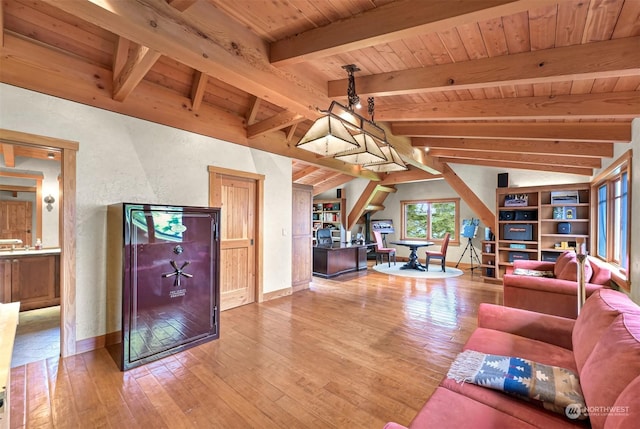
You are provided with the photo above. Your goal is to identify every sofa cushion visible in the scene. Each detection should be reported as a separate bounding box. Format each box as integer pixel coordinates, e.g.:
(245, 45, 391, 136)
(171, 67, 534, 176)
(580, 313, 640, 429)
(406, 387, 539, 429)
(573, 289, 640, 372)
(603, 375, 640, 429)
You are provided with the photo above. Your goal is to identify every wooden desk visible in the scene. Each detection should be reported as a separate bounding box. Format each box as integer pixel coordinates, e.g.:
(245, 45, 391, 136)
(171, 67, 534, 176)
(313, 243, 369, 278)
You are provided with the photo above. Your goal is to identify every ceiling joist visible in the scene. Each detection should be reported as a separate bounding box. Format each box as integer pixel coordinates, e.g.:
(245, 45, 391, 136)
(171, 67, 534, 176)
(113, 43, 161, 102)
(190, 70, 208, 112)
(437, 157, 593, 176)
(328, 37, 640, 98)
(247, 110, 305, 139)
(428, 148, 601, 168)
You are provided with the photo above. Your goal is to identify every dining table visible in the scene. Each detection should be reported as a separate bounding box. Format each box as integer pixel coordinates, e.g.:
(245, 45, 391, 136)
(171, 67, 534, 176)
(389, 240, 434, 271)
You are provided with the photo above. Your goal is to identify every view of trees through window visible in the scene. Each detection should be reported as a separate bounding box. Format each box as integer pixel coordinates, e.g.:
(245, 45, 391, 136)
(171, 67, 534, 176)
(402, 199, 458, 241)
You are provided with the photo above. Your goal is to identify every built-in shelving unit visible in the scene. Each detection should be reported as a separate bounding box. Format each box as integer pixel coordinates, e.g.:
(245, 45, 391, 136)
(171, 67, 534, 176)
(312, 198, 345, 243)
(486, 183, 591, 280)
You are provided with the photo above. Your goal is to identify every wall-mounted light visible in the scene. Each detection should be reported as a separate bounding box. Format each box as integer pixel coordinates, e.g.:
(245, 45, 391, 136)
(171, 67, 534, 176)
(44, 194, 55, 211)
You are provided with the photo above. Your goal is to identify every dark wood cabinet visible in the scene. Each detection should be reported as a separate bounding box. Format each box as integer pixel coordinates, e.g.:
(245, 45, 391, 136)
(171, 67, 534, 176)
(0, 252, 60, 311)
(313, 243, 368, 278)
(107, 203, 221, 370)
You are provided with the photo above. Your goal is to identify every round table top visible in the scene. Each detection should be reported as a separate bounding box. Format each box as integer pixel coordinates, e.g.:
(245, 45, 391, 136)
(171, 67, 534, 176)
(390, 240, 434, 248)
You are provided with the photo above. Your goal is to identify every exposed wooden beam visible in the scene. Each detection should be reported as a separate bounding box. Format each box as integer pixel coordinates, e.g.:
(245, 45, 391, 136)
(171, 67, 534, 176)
(347, 181, 383, 230)
(190, 70, 208, 112)
(292, 165, 320, 182)
(285, 124, 298, 143)
(429, 148, 601, 168)
(246, 96, 261, 126)
(440, 163, 495, 229)
(112, 37, 130, 80)
(377, 92, 640, 121)
(313, 174, 355, 197)
(379, 169, 443, 185)
(392, 121, 632, 143)
(41, 0, 328, 119)
(366, 204, 386, 212)
(247, 111, 305, 139)
(0, 33, 380, 181)
(167, 0, 198, 12)
(437, 157, 593, 176)
(0, 0, 4, 47)
(328, 37, 640, 97)
(113, 43, 161, 102)
(269, 0, 562, 66)
(1, 143, 15, 167)
(414, 138, 614, 158)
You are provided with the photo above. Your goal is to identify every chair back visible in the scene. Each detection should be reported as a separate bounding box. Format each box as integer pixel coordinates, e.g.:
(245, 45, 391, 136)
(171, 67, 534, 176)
(440, 233, 451, 254)
(317, 228, 332, 245)
(373, 230, 385, 250)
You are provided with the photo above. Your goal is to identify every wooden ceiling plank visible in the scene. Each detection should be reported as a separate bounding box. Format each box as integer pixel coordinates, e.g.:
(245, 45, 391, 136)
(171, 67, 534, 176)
(328, 37, 640, 97)
(1, 143, 15, 167)
(377, 91, 640, 121)
(313, 174, 355, 197)
(269, 0, 564, 66)
(391, 121, 632, 142)
(429, 148, 602, 168)
(113, 43, 161, 101)
(247, 111, 305, 139)
(292, 165, 320, 182)
(40, 0, 328, 119)
(190, 70, 208, 112)
(437, 157, 593, 176)
(440, 163, 495, 230)
(413, 138, 614, 158)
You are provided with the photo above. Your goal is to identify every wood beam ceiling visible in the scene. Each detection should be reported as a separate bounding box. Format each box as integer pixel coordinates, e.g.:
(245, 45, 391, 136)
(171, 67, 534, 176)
(269, 0, 563, 66)
(376, 92, 640, 121)
(391, 122, 632, 142)
(190, 71, 208, 112)
(328, 37, 640, 98)
(247, 111, 305, 139)
(113, 43, 161, 101)
(440, 163, 495, 229)
(437, 157, 593, 176)
(427, 148, 601, 169)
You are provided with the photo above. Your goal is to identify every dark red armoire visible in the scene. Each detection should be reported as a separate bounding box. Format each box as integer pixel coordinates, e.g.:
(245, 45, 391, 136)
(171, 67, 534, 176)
(107, 203, 220, 370)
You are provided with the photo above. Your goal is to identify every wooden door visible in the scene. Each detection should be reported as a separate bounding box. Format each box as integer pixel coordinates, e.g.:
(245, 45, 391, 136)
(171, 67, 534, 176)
(0, 200, 33, 245)
(214, 174, 257, 310)
(292, 184, 313, 292)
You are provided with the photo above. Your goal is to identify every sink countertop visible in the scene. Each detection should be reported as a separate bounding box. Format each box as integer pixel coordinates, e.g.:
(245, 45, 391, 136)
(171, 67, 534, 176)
(0, 248, 61, 257)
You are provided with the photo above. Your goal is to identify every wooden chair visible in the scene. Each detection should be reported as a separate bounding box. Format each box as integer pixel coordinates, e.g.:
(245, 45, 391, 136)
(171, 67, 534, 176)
(425, 233, 450, 272)
(373, 231, 396, 267)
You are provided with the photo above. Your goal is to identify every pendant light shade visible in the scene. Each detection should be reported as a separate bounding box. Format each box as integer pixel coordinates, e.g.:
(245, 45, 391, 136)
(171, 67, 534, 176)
(295, 114, 359, 156)
(334, 133, 387, 165)
(363, 145, 408, 172)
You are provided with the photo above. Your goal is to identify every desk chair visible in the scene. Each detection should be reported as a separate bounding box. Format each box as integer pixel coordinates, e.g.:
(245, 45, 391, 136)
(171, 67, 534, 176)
(316, 228, 332, 245)
(425, 233, 450, 272)
(373, 231, 396, 267)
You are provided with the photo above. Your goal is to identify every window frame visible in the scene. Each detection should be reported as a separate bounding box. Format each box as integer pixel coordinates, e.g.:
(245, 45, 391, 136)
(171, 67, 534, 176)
(591, 150, 632, 289)
(400, 198, 460, 245)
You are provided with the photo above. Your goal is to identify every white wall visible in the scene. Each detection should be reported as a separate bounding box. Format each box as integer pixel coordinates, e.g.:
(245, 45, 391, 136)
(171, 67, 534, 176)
(0, 83, 293, 340)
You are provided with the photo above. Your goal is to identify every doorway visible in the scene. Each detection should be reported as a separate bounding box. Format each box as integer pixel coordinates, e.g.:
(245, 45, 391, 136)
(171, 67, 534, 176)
(208, 166, 264, 310)
(0, 128, 78, 358)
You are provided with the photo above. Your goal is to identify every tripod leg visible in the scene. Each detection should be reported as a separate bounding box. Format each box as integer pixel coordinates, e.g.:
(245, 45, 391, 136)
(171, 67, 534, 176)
(455, 238, 472, 268)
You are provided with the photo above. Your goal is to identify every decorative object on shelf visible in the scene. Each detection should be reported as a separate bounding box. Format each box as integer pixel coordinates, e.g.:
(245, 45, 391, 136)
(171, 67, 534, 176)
(551, 190, 580, 204)
(44, 194, 55, 212)
(557, 222, 571, 234)
(563, 206, 576, 219)
(296, 64, 407, 172)
(504, 194, 529, 207)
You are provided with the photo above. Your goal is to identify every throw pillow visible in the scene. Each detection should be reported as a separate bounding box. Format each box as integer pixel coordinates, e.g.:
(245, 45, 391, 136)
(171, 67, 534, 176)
(447, 350, 588, 420)
(558, 256, 593, 283)
(513, 268, 555, 278)
(553, 251, 574, 277)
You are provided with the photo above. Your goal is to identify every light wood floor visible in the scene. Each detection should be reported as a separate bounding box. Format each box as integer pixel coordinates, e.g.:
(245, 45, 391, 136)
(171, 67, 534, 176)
(10, 267, 502, 429)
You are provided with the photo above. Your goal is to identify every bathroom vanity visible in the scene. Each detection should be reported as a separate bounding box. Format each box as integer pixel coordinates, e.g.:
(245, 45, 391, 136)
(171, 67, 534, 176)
(0, 248, 61, 311)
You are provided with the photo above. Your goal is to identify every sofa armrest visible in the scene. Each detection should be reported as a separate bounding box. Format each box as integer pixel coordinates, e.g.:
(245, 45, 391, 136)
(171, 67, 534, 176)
(477, 303, 575, 350)
(512, 259, 556, 272)
(503, 274, 602, 296)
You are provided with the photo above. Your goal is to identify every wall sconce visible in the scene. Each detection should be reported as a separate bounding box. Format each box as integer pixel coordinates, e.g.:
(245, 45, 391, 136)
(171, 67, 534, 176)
(44, 194, 55, 212)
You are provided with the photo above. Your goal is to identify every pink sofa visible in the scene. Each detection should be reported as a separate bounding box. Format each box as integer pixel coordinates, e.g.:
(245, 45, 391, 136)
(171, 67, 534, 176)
(384, 288, 640, 429)
(503, 251, 612, 319)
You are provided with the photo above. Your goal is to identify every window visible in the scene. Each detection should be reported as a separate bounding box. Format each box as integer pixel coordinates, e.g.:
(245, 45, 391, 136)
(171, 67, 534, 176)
(401, 198, 459, 243)
(592, 151, 631, 273)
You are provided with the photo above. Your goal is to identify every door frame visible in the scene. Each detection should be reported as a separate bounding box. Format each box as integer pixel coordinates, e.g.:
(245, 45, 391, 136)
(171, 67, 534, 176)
(0, 129, 78, 357)
(208, 166, 265, 303)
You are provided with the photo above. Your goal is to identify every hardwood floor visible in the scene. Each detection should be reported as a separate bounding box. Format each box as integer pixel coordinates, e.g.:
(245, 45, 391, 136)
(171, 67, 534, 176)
(10, 268, 502, 429)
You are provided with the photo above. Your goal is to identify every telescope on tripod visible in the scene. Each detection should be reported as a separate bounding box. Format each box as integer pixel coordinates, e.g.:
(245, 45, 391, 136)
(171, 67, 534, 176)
(456, 218, 482, 273)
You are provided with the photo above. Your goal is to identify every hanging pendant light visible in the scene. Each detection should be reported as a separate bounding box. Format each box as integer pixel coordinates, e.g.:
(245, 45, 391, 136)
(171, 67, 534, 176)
(363, 145, 408, 172)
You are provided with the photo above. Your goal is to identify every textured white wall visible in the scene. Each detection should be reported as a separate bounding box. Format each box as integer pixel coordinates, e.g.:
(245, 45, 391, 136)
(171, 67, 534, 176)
(0, 83, 292, 340)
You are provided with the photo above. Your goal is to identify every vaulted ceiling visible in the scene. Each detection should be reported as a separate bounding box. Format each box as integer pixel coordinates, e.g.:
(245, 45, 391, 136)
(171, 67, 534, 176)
(1, 0, 638, 195)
